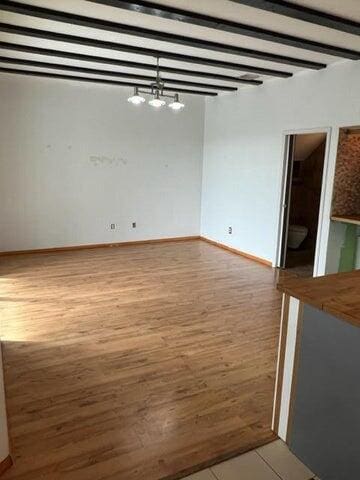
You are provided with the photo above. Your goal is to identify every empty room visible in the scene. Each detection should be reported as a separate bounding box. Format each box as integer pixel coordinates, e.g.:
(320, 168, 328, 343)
(0, 1, 359, 480)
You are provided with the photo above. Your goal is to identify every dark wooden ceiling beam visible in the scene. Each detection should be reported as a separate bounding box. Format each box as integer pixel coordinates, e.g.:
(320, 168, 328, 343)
(0, 56, 238, 91)
(0, 67, 218, 95)
(0, 41, 262, 85)
(0, 23, 292, 78)
(229, 0, 360, 36)
(0, 0, 325, 69)
(88, 0, 360, 60)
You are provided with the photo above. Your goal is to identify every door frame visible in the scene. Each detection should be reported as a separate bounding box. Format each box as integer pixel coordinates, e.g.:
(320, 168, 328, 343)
(279, 134, 296, 269)
(275, 127, 332, 276)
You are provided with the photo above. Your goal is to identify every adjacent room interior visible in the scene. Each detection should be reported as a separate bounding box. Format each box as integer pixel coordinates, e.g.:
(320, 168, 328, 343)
(279, 132, 327, 277)
(0, 1, 359, 480)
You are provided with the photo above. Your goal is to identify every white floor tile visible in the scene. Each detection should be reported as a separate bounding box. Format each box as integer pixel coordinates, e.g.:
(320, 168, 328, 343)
(210, 451, 280, 480)
(182, 469, 217, 480)
(257, 440, 314, 480)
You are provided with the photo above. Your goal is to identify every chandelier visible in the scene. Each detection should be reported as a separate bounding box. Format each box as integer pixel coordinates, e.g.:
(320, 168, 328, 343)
(128, 58, 185, 110)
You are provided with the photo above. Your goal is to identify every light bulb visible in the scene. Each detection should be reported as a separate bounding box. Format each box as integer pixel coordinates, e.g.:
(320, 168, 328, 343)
(169, 101, 185, 110)
(128, 95, 145, 104)
(149, 98, 166, 107)
(169, 94, 185, 110)
(128, 87, 145, 105)
(149, 91, 166, 108)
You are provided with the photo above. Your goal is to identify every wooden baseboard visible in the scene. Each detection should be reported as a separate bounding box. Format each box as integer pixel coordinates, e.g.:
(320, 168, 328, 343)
(0, 456, 12, 476)
(0, 236, 201, 256)
(0, 236, 272, 268)
(200, 236, 272, 267)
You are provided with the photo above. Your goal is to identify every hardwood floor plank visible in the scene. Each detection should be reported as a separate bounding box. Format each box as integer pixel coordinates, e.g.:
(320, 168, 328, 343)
(0, 240, 281, 480)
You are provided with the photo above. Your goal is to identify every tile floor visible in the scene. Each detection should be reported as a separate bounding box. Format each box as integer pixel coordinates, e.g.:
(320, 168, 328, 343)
(183, 440, 316, 480)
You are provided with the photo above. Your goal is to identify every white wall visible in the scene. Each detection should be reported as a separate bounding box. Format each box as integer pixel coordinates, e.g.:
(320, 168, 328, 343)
(0, 75, 205, 252)
(0, 343, 9, 463)
(201, 60, 360, 269)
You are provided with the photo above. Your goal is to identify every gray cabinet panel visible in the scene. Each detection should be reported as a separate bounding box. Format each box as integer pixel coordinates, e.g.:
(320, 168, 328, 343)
(289, 304, 360, 480)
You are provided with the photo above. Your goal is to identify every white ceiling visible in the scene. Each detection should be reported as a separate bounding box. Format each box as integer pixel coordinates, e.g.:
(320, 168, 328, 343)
(0, 0, 359, 97)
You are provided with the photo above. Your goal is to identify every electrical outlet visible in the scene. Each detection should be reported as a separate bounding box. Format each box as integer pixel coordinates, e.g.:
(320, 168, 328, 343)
(110, 223, 115, 230)
(132, 222, 136, 228)
(228, 226, 232, 234)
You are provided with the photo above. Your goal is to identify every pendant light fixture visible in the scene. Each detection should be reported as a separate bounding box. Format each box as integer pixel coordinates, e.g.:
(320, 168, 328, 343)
(127, 57, 185, 111)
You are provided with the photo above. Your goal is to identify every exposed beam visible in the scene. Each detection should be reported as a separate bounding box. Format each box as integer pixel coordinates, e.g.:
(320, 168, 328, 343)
(0, 67, 218, 95)
(0, 56, 238, 91)
(228, 0, 360, 36)
(0, 23, 292, 78)
(88, 0, 360, 60)
(0, 41, 263, 85)
(0, 1, 326, 70)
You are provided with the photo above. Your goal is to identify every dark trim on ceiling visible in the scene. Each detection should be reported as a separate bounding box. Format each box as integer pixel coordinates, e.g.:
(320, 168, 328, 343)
(0, 56, 238, 91)
(0, 67, 218, 95)
(0, 0, 326, 69)
(0, 23, 292, 78)
(0, 41, 263, 85)
(87, 0, 360, 60)
(228, 0, 360, 36)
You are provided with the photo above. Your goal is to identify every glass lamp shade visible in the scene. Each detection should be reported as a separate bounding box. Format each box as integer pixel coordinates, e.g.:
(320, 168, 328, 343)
(169, 101, 185, 110)
(149, 91, 166, 108)
(169, 94, 185, 110)
(128, 87, 145, 104)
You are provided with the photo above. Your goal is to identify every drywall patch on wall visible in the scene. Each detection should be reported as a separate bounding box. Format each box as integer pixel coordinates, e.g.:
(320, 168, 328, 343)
(89, 155, 128, 167)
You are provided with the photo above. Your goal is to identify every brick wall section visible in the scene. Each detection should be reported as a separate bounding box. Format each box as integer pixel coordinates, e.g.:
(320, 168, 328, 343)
(332, 131, 360, 216)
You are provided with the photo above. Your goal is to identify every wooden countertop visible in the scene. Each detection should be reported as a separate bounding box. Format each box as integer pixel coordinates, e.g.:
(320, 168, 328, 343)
(278, 270, 360, 328)
(331, 214, 360, 226)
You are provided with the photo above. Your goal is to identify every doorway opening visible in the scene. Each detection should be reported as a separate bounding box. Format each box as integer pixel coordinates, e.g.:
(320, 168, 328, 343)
(279, 132, 328, 277)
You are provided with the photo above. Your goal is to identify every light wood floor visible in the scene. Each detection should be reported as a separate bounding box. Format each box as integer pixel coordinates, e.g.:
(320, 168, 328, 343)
(1, 240, 281, 480)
